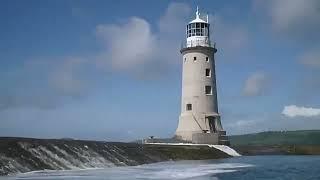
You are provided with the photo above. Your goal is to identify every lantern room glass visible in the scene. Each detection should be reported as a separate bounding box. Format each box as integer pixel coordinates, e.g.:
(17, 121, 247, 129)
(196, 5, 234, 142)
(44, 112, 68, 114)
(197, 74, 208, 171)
(186, 23, 209, 38)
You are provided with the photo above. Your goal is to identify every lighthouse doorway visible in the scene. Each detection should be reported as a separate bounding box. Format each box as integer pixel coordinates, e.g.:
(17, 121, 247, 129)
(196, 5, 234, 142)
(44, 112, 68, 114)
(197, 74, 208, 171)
(206, 116, 217, 133)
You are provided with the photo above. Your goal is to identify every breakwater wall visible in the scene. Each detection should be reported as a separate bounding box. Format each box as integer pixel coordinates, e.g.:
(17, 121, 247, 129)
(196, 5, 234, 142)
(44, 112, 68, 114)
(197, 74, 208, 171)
(0, 137, 230, 176)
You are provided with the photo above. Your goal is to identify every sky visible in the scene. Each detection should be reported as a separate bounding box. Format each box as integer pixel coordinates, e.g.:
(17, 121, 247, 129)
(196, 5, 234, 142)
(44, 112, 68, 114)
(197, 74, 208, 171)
(1, 0, 320, 141)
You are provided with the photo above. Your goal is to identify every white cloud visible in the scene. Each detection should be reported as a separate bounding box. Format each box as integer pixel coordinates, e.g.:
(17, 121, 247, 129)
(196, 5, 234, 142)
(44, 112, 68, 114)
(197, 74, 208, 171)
(96, 17, 157, 71)
(95, 2, 192, 74)
(0, 2, 192, 110)
(282, 105, 320, 118)
(158, 2, 191, 35)
(211, 15, 249, 53)
(243, 72, 268, 96)
(253, 0, 320, 99)
(270, 0, 320, 33)
(156, 2, 191, 66)
(0, 2, 254, 110)
(254, 0, 320, 41)
(95, 3, 251, 72)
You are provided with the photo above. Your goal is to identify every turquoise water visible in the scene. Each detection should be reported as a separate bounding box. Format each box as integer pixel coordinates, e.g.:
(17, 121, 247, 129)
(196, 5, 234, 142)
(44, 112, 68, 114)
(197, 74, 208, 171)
(2, 156, 320, 180)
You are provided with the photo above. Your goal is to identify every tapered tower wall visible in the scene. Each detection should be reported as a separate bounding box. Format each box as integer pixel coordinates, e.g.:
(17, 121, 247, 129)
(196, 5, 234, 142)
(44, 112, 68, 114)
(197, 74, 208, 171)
(175, 7, 228, 145)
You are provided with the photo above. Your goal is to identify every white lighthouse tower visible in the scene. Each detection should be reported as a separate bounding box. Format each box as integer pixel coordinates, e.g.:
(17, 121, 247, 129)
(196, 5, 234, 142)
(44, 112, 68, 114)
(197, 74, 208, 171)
(175, 7, 229, 145)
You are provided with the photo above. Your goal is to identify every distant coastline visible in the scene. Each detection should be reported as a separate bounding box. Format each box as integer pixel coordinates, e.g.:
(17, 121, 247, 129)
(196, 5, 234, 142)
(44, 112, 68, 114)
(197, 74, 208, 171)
(230, 130, 320, 155)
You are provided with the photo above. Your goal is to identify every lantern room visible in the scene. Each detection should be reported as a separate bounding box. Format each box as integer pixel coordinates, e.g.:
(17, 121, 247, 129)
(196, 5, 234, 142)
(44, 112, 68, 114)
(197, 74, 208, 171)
(185, 7, 211, 48)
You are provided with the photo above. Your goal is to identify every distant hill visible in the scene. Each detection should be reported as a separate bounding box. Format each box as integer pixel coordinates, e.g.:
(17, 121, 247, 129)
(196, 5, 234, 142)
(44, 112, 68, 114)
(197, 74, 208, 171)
(229, 130, 320, 146)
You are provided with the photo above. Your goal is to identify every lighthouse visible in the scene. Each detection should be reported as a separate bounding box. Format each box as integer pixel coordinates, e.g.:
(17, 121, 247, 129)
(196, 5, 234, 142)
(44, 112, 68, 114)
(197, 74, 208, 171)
(175, 7, 229, 145)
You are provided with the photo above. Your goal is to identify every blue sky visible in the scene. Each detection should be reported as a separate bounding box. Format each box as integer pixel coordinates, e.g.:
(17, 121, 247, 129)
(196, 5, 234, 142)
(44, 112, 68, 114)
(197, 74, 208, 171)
(1, 0, 320, 141)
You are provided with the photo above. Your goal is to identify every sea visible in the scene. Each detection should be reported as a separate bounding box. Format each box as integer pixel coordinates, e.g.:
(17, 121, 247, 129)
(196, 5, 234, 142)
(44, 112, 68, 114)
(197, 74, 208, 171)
(2, 155, 320, 180)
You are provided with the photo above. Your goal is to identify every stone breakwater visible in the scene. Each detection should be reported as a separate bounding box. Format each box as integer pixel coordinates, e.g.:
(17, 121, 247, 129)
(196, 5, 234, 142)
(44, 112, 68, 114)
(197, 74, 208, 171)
(0, 137, 230, 176)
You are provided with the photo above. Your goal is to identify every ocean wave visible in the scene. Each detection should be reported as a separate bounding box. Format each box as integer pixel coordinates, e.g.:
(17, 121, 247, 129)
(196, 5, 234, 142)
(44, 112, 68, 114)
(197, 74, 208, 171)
(4, 161, 253, 180)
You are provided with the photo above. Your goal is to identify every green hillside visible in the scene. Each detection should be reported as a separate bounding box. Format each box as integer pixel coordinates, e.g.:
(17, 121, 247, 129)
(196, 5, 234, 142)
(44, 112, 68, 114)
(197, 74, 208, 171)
(229, 130, 320, 146)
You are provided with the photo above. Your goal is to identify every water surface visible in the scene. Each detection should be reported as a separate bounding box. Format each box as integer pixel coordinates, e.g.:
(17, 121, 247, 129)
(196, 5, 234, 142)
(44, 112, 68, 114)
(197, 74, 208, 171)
(2, 155, 320, 180)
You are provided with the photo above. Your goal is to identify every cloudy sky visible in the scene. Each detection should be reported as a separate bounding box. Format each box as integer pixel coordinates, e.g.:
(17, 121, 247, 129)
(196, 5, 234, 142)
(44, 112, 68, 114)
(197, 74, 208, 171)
(1, 0, 320, 141)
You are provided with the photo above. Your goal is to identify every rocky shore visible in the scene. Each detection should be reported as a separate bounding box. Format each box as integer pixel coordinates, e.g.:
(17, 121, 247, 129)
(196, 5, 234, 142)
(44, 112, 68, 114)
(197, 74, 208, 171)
(0, 137, 230, 176)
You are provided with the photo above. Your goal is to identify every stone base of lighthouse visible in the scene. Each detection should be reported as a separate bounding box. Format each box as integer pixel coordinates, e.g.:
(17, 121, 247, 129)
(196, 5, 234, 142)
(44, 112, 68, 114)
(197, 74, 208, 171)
(175, 113, 229, 145)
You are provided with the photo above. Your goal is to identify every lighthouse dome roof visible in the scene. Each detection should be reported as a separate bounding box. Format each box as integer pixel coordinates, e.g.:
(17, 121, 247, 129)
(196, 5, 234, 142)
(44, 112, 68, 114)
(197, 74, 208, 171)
(189, 6, 208, 24)
(189, 17, 207, 23)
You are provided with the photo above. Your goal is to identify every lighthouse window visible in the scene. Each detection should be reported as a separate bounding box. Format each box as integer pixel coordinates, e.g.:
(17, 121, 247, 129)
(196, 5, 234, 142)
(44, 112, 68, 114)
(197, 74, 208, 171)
(196, 29, 200, 36)
(206, 69, 211, 77)
(193, 57, 197, 61)
(204, 28, 208, 36)
(186, 104, 192, 111)
(206, 57, 209, 62)
(205, 86, 212, 95)
(187, 23, 210, 37)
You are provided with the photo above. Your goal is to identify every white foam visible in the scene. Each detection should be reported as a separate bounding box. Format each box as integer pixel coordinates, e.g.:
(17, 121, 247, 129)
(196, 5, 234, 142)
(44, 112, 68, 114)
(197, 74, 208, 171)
(208, 145, 241, 157)
(3, 161, 254, 180)
(130, 162, 253, 179)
